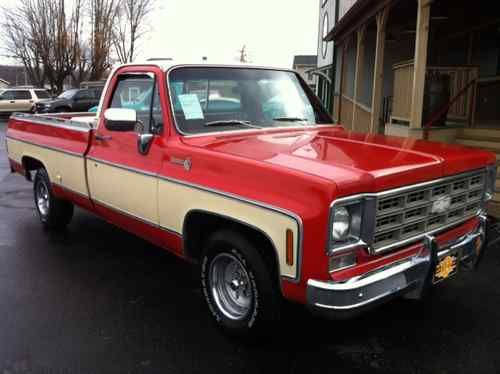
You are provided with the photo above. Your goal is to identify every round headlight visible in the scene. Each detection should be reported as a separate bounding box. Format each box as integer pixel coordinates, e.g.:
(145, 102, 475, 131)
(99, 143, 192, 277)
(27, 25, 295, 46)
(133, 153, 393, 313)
(332, 206, 351, 241)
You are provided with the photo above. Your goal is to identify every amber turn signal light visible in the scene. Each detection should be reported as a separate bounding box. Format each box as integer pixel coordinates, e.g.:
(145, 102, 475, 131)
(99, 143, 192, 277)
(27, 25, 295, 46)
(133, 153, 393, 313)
(286, 229, 294, 266)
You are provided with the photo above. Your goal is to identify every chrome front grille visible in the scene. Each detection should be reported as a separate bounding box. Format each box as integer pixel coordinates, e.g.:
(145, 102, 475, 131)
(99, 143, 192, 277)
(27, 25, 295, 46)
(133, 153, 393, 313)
(373, 171, 486, 252)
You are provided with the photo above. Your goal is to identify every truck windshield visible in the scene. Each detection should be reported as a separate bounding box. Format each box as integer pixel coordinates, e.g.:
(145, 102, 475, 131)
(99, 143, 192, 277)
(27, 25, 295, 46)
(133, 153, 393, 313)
(168, 67, 332, 135)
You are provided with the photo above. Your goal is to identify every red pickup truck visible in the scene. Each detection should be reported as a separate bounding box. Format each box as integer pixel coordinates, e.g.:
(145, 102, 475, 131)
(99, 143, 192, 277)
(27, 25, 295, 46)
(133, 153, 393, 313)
(5, 62, 498, 336)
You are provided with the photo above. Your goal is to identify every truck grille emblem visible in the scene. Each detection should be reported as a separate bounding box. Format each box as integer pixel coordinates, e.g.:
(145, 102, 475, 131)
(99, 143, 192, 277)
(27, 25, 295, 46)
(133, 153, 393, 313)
(431, 195, 452, 215)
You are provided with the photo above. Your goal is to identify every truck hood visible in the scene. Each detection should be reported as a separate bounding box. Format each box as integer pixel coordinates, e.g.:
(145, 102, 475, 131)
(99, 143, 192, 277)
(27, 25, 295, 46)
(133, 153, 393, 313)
(184, 126, 496, 195)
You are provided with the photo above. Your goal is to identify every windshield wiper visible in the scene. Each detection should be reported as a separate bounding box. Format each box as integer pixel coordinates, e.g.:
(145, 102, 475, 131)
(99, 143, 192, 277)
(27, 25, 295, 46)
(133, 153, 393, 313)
(204, 120, 261, 129)
(273, 117, 309, 123)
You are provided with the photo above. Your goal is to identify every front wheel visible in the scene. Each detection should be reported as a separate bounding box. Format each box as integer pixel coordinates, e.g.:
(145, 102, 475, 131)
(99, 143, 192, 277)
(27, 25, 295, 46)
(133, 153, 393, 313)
(201, 230, 281, 337)
(34, 168, 74, 229)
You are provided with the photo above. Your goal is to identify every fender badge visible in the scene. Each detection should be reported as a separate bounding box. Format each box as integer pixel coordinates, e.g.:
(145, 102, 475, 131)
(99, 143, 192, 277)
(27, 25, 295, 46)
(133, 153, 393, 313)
(170, 156, 192, 171)
(183, 158, 192, 171)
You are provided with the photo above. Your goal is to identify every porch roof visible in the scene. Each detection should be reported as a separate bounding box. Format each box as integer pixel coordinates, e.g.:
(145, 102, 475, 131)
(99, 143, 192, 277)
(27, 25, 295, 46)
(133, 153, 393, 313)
(324, 0, 393, 42)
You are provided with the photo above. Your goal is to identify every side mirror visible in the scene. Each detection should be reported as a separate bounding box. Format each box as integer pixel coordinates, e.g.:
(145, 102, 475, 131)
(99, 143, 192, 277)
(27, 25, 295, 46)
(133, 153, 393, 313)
(104, 108, 137, 132)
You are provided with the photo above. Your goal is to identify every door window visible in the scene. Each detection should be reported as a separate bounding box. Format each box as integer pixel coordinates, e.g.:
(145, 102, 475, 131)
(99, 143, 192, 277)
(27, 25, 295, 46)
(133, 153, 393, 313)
(74, 90, 91, 100)
(109, 74, 163, 134)
(13, 90, 31, 100)
(0, 91, 15, 100)
(91, 88, 103, 100)
(34, 90, 50, 99)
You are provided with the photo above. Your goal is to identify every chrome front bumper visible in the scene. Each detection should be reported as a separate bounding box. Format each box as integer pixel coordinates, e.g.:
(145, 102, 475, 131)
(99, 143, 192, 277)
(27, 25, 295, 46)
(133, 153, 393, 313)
(307, 216, 488, 319)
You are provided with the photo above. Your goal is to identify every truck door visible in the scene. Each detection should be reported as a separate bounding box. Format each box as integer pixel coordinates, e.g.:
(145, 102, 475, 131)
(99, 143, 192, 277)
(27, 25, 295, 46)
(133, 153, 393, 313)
(86, 68, 165, 228)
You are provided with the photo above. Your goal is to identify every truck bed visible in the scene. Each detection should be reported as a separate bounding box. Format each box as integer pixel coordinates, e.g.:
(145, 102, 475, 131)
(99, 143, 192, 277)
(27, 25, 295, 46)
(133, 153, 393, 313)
(6, 112, 95, 198)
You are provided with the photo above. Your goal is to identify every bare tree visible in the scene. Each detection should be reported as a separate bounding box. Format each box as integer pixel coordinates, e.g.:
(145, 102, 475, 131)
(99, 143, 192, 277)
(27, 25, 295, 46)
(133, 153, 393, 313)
(69, 0, 92, 86)
(2, 0, 155, 90)
(113, 0, 155, 64)
(30, 0, 73, 92)
(1, 0, 85, 93)
(88, 0, 118, 80)
(1, 4, 45, 87)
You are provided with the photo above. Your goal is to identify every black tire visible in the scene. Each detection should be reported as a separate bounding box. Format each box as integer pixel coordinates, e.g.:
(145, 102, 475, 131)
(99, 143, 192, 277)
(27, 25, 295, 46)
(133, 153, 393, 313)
(33, 168, 74, 229)
(201, 230, 281, 337)
(55, 107, 68, 113)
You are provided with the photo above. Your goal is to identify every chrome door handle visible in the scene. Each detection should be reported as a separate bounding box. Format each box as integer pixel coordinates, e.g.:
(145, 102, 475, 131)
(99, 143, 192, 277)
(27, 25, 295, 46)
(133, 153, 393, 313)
(95, 134, 112, 141)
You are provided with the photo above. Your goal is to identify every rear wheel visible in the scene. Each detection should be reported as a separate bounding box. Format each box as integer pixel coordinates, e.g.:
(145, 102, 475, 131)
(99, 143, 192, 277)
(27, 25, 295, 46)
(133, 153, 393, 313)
(34, 168, 73, 229)
(201, 230, 281, 337)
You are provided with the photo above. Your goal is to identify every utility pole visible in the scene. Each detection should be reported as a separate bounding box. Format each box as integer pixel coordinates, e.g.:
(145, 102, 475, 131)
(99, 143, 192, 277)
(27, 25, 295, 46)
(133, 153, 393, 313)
(239, 45, 248, 63)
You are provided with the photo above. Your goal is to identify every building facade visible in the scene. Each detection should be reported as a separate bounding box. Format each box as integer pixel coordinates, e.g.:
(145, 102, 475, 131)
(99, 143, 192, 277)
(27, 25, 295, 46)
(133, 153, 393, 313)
(309, 0, 337, 111)
(0, 65, 31, 87)
(292, 55, 318, 92)
(320, 0, 500, 214)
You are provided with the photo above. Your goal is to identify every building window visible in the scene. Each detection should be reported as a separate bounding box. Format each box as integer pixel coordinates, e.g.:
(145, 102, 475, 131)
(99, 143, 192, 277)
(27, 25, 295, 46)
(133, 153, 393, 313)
(322, 13, 329, 58)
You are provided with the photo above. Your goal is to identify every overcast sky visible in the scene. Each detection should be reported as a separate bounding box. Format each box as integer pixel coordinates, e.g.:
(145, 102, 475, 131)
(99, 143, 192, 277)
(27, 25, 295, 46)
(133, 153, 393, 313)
(0, 0, 320, 68)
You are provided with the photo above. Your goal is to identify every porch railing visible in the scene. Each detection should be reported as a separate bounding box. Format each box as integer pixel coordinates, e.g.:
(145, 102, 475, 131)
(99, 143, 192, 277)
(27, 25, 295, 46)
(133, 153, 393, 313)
(390, 61, 479, 127)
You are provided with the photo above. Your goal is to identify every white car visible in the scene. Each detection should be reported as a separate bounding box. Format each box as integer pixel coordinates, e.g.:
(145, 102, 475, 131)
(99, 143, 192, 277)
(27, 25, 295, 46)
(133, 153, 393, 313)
(0, 88, 51, 113)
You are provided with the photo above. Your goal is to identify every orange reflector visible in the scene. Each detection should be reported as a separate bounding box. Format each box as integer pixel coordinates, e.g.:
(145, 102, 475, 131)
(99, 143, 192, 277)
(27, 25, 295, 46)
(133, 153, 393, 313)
(286, 229, 294, 266)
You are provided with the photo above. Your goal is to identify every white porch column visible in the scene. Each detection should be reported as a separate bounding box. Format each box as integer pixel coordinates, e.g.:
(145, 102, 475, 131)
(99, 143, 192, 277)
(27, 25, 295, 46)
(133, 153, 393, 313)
(410, 0, 431, 129)
(352, 25, 367, 131)
(370, 7, 390, 133)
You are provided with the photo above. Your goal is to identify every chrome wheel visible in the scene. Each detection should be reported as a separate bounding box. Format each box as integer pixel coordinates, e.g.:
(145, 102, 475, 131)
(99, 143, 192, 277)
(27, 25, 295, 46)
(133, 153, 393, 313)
(36, 180, 50, 216)
(209, 253, 253, 320)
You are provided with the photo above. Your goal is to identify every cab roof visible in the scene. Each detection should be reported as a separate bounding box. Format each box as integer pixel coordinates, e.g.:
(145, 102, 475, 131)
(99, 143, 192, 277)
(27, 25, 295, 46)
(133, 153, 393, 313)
(121, 59, 294, 73)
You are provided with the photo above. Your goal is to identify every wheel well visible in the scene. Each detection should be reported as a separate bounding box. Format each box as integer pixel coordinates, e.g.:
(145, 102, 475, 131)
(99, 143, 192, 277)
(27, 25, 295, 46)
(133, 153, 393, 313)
(183, 210, 282, 290)
(21, 156, 45, 181)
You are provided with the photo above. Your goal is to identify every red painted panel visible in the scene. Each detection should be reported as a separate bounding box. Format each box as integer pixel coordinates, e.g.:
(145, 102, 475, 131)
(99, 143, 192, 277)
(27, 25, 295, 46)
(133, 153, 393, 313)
(93, 201, 184, 257)
(8, 158, 25, 175)
(7, 119, 91, 156)
(52, 184, 184, 257)
(51, 184, 96, 212)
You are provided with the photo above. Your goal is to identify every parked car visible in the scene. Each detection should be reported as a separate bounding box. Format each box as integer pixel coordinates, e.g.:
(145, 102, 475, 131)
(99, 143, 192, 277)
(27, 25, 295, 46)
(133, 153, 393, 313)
(35, 87, 103, 113)
(5, 61, 497, 337)
(0, 88, 51, 114)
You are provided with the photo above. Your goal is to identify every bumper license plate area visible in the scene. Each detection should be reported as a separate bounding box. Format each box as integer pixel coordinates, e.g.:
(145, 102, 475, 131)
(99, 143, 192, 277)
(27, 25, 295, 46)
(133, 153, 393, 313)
(433, 251, 459, 284)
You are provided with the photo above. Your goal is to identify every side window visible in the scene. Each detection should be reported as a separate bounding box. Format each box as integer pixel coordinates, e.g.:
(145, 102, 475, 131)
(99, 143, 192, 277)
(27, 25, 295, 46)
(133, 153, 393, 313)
(109, 73, 163, 134)
(34, 90, 50, 99)
(75, 90, 90, 100)
(92, 88, 103, 100)
(0, 91, 14, 100)
(14, 90, 32, 100)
